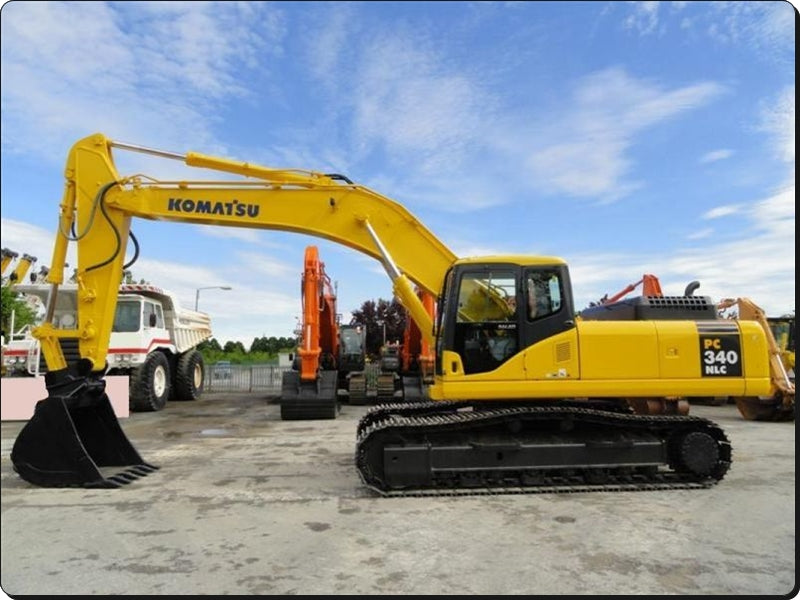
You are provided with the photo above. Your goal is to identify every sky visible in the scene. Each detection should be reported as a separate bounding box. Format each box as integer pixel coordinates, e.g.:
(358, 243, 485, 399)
(0, 0, 795, 348)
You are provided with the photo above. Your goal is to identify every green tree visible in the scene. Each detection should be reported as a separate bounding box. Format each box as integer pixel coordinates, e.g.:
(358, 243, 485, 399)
(350, 297, 407, 358)
(1, 285, 38, 338)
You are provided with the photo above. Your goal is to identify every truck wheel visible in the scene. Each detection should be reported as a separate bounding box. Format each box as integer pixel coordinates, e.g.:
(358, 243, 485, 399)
(130, 352, 171, 412)
(174, 349, 204, 401)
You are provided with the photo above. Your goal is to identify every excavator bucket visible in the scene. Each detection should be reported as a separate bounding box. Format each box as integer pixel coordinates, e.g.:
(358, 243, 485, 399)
(11, 369, 158, 488)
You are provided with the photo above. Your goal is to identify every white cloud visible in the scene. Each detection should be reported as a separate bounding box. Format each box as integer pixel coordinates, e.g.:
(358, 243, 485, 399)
(699, 149, 733, 163)
(623, 1, 794, 65)
(686, 227, 713, 240)
(352, 33, 495, 172)
(703, 205, 741, 219)
(524, 68, 724, 201)
(623, 1, 661, 35)
(758, 85, 795, 164)
(1, 218, 75, 279)
(0, 2, 284, 162)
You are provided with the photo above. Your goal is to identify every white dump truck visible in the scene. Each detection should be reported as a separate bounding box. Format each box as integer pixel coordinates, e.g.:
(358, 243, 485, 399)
(2, 283, 213, 411)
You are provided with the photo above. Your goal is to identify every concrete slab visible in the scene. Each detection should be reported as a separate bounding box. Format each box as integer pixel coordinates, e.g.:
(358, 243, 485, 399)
(0, 394, 795, 595)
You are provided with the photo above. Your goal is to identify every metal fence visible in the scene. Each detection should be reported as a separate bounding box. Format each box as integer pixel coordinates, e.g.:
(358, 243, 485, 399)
(204, 363, 292, 393)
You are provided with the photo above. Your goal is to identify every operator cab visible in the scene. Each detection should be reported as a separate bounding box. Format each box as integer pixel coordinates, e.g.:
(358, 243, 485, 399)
(436, 259, 575, 375)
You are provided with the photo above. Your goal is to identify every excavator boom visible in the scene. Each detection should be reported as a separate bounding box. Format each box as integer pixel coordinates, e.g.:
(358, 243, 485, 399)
(279, 245, 342, 420)
(39, 134, 451, 375)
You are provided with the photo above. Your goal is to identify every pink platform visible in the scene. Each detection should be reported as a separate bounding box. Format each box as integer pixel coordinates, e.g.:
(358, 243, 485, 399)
(1, 375, 130, 420)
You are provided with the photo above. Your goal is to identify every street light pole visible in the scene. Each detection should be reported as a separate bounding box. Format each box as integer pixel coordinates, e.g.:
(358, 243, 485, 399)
(195, 286, 232, 311)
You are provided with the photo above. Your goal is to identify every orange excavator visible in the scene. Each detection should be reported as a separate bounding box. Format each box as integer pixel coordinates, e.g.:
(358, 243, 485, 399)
(280, 245, 341, 420)
(592, 274, 664, 305)
(399, 288, 436, 400)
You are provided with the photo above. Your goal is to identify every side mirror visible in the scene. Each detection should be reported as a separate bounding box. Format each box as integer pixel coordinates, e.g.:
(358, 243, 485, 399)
(149, 313, 157, 327)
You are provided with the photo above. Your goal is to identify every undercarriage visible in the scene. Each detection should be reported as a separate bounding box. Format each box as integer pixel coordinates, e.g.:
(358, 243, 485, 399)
(355, 400, 731, 496)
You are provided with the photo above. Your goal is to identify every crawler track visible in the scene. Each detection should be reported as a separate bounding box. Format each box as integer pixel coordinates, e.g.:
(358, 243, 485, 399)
(355, 401, 731, 496)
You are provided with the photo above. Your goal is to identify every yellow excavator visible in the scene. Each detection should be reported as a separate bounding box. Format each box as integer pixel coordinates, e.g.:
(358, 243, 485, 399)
(4, 252, 37, 286)
(717, 298, 795, 421)
(10, 133, 789, 495)
(2, 248, 19, 277)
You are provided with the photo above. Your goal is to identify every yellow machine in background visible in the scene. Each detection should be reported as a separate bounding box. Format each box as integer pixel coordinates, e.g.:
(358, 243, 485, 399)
(1, 248, 18, 277)
(2, 252, 37, 286)
(9, 133, 790, 494)
(717, 299, 795, 421)
(768, 315, 795, 376)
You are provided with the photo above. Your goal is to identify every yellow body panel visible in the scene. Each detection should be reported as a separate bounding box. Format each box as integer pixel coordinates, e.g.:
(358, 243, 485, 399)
(430, 319, 773, 401)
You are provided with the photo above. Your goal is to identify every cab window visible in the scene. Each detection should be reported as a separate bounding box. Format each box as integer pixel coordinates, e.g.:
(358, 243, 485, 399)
(454, 271, 518, 374)
(143, 302, 164, 328)
(525, 270, 562, 320)
(113, 301, 141, 333)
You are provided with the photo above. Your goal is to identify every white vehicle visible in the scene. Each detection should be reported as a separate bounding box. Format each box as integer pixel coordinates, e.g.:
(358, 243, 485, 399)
(3, 283, 212, 411)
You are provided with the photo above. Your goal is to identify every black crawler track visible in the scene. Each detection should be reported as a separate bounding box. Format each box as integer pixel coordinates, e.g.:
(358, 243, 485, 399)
(355, 401, 731, 496)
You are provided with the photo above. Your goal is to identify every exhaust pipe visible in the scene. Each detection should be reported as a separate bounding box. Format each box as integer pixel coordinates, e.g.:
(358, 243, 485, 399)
(11, 367, 158, 488)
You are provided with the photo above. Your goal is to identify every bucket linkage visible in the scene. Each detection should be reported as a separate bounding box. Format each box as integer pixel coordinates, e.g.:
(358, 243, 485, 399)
(11, 364, 158, 488)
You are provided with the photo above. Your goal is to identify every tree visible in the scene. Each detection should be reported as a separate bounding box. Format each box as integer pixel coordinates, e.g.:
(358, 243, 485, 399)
(1, 285, 38, 339)
(349, 297, 407, 358)
(223, 340, 247, 354)
(198, 338, 223, 352)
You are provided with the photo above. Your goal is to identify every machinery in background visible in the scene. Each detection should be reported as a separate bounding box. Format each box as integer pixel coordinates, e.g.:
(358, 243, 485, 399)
(281, 245, 342, 420)
(717, 298, 795, 421)
(3, 253, 38, 286)
(337, 323, 368, 403)
(1, 248, 19, 278)
(398, 288, 436, 401)
(767, 315, 795, 381)
(4, 282, 212, 411)
(592, 273, 664, 305)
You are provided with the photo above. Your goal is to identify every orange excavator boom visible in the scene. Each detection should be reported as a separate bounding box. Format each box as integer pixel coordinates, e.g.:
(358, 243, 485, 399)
(297, 245, 339, 382)
(601, 273, 663, 304)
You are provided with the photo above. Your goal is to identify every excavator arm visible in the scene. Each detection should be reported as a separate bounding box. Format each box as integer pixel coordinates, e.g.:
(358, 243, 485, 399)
(297, 245, 339, 382)
(38, 133, 456, 374)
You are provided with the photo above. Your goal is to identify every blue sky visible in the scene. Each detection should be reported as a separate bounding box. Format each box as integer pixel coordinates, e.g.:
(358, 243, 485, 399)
(0, 1, 795, 347)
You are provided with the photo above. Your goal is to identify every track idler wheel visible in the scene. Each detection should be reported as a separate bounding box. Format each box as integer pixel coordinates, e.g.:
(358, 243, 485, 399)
(11, 365, 158, 488)
(676, 431, 720, 477)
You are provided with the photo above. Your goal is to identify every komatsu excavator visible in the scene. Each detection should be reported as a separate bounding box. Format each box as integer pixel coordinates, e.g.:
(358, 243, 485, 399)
(280, 245, 342, 420)
(10, 133, 786, 495)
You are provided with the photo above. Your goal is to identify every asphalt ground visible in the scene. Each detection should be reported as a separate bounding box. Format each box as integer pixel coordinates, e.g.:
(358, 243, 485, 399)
(1, 393, 796, 596)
